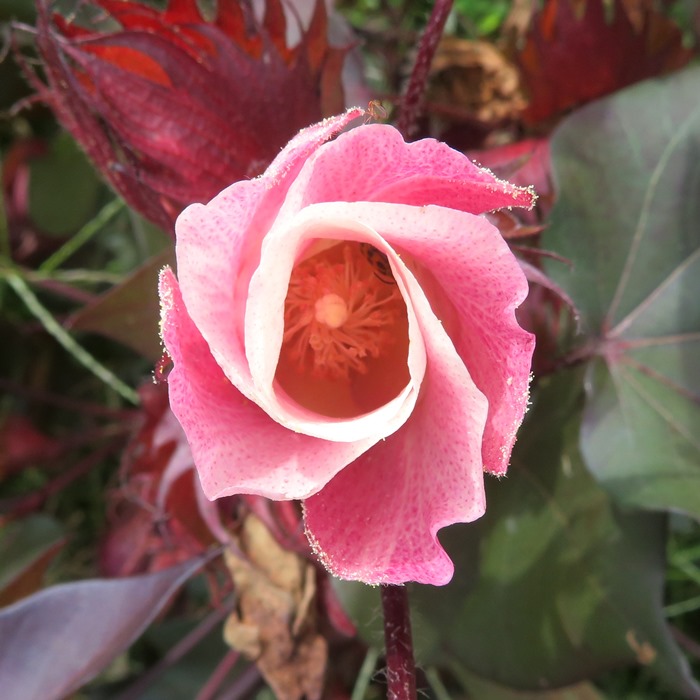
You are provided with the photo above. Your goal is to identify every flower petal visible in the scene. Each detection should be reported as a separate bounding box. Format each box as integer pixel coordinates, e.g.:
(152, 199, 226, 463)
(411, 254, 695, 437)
(159, 266, 376, 500)
(278, 124, 535, 220)
(288, 201, 535, 475)
(304, 259, 489, 585)
(175, 108, 364, 401)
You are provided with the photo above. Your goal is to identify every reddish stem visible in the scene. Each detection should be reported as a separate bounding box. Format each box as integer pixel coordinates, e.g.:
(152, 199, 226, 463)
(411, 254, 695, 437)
(672, 626, 700, 661)
(380, 584, 417, 700)
(195, 649, 241, 700)
(115, 600, 235, 700)
(217, 664, 263, 699)
(397, 0, 454, 139)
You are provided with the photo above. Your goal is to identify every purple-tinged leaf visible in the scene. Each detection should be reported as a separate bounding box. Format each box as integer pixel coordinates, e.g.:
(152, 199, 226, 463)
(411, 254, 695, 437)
(0, 555, 210, 700)
(543, 65, 700, 518)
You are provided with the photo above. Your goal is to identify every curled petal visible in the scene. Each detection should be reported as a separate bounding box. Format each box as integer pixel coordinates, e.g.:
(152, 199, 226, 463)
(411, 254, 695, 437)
(304, 252, 489, 585)
(278, 124, 535, 220)
(287, 201, 535, 474)
(159, 266, 376, 500)
(245, 213, 424, 442)
(161, 116, 536, 585)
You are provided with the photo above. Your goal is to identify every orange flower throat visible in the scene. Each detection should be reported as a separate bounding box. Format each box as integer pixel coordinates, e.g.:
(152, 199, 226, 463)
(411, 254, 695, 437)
(275, 240, 410, 417)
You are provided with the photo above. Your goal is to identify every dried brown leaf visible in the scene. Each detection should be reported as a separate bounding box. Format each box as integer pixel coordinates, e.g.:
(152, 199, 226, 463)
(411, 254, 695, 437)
(224, 514, 327, 700)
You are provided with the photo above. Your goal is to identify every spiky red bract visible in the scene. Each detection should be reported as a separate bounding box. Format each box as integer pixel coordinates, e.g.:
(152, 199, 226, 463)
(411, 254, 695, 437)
(518, 0, 693, 124)
(32, 0, 346, 231)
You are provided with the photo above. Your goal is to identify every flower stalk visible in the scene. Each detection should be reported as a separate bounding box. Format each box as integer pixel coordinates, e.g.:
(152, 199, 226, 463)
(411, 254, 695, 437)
(397, 0, 454, 138)
(380, 584, 417, 700)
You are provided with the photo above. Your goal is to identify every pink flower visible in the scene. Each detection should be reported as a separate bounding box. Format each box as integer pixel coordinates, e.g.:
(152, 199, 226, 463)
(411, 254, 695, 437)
(159, 109, 535, 585)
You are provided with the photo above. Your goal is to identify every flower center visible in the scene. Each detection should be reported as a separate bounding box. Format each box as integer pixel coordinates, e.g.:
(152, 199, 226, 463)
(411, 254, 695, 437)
(314, 293, 348, 329)
(275, 240, 410, 417)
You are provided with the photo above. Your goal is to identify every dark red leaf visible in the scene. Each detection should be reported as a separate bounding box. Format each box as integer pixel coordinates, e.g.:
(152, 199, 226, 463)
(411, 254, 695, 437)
(99, 383, 215, 578)
(518, 0, 694, 124)
(517, 257, 578, 321)
(0, 415, 61, 479)
(470, 138, 551, 196)
(0, 556, 209, 700)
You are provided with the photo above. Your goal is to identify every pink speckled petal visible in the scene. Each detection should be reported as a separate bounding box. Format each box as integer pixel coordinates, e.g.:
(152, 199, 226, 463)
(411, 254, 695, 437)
(291, 201, 535, 475)
(159, 266, 377, 500)
(175, 184, 264, 393)
(279, 124, 535, 220)
(303, 267, 489, 585)
(175, 108, 364, 400)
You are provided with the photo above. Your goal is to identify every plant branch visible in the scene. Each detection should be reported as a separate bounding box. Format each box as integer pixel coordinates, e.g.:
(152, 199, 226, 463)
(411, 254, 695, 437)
(195, 649, 240, 700)
(397, 0, 453, 139)
(380, 584, 417, 700)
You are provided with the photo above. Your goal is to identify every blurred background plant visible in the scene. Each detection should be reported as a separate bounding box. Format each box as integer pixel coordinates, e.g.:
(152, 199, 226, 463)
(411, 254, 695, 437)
(1, 0, 700, 698)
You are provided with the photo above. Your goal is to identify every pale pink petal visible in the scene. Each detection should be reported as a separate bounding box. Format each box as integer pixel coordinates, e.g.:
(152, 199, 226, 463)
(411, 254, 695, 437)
(159, 266, 377, 501)
(175, 108, 364, 401)
(304, 266, 489, 585)
(288, 201, 535, 475)
(151, 411, 234, 547)
(153, 409, 197, 510)
(278, 124, 535, 221)
(193, 474, 236, 547)
(245, 214, 424, 442)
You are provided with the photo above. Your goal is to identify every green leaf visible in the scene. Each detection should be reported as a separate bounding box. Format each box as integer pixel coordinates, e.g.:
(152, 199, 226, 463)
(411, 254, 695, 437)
(0, 515, 65, 607)
(4, 270, 140, 404)
(338, 375, 698, 695)
(28, 133, 102, 237)
(68, 247, 175, 361)
(543, 66, 700, 518)
(451, 668, 605, 700)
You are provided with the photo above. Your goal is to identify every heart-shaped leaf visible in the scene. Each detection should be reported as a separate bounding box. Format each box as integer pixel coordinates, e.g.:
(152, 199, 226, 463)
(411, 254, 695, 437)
(409, 374, 698, 695)
(336, 375, 698, 695)
(543, 66, 700, 518)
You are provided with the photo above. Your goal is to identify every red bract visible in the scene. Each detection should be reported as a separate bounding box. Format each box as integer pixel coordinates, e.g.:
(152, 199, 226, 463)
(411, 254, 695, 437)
(100, 385, 214, 578)
(31, 0, 346, 232)
(518, 0, 693, 124)
(159, 110, 536, 585)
